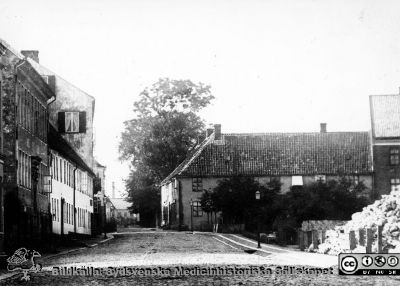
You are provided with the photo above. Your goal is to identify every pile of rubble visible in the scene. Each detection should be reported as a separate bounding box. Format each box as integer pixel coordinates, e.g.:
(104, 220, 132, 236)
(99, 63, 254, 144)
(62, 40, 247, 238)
(317, 191, 400, 255)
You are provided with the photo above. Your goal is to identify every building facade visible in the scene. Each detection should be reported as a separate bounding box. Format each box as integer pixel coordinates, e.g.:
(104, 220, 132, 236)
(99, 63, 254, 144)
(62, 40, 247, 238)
(0, 40, 54, 252)
(370, 94, 400, 197)
(109, 198, 136, 227)
(49, 125, 95, 236)
(25, 51, 98, 236)
(161, 124, 373, 231)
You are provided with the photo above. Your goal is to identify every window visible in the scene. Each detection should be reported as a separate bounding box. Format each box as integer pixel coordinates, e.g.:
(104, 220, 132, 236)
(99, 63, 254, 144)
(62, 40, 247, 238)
(56, 157, 59, 181)
(292, 176, 303, 186)
(56, 199, 59, 222)
(391, 178, 400, 192)
(192, 201, 203, 217)
(347, 175, 360, 186)
(315, 175, 326, 183)
(390, 149, 400, 165)
(192, 178, 203, 192)
(65, 112, 80, 133)
(18, 150, 31, 189)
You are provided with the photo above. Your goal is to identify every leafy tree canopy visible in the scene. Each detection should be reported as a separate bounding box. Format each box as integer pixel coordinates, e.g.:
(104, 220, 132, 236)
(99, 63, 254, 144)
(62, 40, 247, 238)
(133, 78, 214, 117)
(277, 177, 370, 229)
(120, 78, 214, 225)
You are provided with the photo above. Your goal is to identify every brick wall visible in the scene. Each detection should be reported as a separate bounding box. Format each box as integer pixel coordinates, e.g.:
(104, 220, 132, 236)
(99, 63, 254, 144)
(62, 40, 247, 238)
(373, 144, 400, 196)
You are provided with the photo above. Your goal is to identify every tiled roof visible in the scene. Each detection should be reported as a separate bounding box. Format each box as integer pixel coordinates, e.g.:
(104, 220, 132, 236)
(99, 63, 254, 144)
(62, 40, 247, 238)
(162, 132, 372, 182)
(370, 95, 400, 138)
(161, 134, 215, 184)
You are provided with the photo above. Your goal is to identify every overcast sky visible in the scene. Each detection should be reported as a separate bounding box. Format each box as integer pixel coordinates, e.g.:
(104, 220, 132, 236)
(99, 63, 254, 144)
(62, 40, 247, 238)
(1, 0, 400, 197)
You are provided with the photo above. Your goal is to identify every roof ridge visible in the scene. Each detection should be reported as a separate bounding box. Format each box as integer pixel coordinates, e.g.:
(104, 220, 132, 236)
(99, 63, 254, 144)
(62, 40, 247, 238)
(160, 134, 214, 185)
(223, 131, 369, 136)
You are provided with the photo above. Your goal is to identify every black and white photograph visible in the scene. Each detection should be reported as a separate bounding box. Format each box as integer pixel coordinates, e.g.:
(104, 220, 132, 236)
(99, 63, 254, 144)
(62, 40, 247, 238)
(1, 0, 400, 285)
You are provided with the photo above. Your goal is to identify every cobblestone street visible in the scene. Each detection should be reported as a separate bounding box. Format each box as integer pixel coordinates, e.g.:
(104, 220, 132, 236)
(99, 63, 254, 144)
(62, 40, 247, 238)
(1, 230, 400, 285)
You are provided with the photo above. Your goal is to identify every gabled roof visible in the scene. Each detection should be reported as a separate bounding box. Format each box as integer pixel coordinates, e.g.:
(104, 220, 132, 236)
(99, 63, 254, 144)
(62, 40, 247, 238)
(109, 198, 131, 210)
(370, 94, 400, 139)
(49, 124, 95, 177)
(162, 131, 372, 184)
(26, 58, 95, 101)
(161, 133, 215, 184)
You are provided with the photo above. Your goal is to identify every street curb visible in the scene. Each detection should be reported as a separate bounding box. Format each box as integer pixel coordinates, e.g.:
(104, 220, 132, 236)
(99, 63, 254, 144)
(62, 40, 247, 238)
(0, 234, 114, 282)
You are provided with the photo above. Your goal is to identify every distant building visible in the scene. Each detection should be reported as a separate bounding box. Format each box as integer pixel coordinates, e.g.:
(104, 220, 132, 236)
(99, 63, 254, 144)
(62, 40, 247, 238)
(370, 94, 400, 197)
(105, 196, 115, 222)
(93, 161, 106, 235)
(161, 124, 373, 231)
(109, 198, 136, 227)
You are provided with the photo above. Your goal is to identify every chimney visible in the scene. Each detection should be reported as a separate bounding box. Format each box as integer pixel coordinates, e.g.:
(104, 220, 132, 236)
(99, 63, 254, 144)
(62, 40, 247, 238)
(21, 50, 39, 63)
(112, 181, 115, 199)
(206, 128, 213, 137)
(320, 123, 327, 133)
(214, 124, 221, 140)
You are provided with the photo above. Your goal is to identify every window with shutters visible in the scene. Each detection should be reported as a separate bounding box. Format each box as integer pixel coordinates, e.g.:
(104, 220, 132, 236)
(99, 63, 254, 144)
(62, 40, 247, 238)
(58, 111, 87, 133)
(65, 112, 79, 133)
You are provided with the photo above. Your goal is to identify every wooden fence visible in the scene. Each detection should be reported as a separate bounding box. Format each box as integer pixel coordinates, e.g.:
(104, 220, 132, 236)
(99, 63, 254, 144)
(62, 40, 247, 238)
(298, 226, 385, 253)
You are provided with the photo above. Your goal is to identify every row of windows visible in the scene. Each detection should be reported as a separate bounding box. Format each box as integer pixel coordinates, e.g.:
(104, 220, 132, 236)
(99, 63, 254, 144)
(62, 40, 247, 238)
(117, 211, 134, 218)
(51, 153, 93, 197)
(52, 154, 75, 187)
(191, 175, 361, 192)
(50, 198, 91, 229)
(17, 81, 47, 142)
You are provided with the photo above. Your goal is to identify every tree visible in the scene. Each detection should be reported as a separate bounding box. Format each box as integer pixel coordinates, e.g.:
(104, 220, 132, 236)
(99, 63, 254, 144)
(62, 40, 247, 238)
(202, 176, 281, 229)
(277, 177, 370, 229)
(119, 78, 214, 226)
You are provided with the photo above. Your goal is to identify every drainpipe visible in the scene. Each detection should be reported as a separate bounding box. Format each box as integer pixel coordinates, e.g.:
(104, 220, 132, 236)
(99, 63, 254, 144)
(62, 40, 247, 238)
(73, 166, 77, 234)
